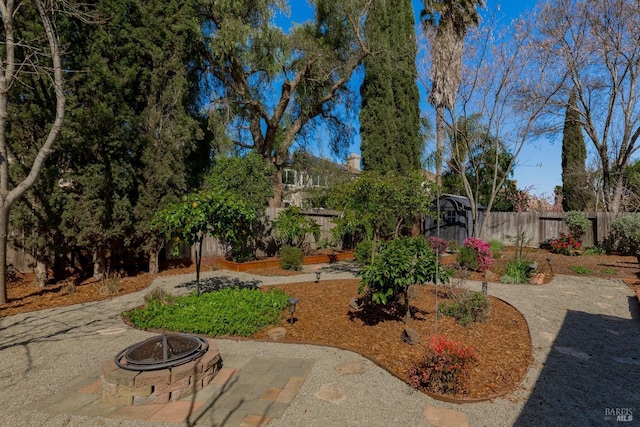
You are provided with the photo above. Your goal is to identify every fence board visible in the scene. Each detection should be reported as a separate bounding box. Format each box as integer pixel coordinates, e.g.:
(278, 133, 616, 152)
(480, 212, 629, 247)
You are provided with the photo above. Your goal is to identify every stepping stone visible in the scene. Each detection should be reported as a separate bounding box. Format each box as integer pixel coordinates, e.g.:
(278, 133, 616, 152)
(335, 361, 365, 375)
(267, 327, 286, 340)
(554, 346, 591, 360)
(539, 331, 556, 342)
(315, 385, 345, 403)
(424, 405, 469, 427)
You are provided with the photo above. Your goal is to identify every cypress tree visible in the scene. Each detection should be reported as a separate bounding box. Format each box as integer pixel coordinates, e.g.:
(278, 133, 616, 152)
(360, 0, 397, 172)
(360, 0, 421, 173)
(389, 0, 422, 172)
(561, 89, 591, 211)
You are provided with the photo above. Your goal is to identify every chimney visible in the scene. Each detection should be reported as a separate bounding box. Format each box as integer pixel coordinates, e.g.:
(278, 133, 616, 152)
(346, 153, 361, 172)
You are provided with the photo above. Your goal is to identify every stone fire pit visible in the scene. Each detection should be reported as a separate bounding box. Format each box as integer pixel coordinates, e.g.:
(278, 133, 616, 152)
(101, 335, 221, 406)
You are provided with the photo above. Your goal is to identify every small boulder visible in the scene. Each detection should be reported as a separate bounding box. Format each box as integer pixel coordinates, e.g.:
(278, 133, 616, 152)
(349, 297, 363, 311)
(402, 328, 420, 345)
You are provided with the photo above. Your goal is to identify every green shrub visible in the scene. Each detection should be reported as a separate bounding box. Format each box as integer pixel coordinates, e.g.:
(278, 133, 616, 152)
(501, 258, 534, 284)
(583, 246, 606, 255)
(448, 240, 460, 253)
(358, 236, 453, 318)
(609, 214, 640, 255)
(280, 245, 303, 270)
(354, 239, 374, 265)
(123, 287, 291, 336)
(571, 265, 592, 275)
(456, 246, 479, 270)
(489, 240, 504, 258)
(564, 211, 591, 239)
(438, 291, 490, 326)
(272, 206, 320, 252)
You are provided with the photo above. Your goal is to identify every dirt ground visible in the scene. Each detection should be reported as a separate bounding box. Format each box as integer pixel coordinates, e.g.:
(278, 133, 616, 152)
(1, 247, 638, 399)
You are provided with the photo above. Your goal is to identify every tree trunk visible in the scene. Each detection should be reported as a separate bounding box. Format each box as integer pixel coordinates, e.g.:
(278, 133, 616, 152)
(0, 1, 65, 303)
(148, 242, 161, 274)
(609, 174, 625, 214)
(435, 105, 444, 189)
(0, 205, 9, 304)
(92, 248, 105, 281)
(33, 257, 48, 287)
(270, 169, 284, 207)
(195, 236, 203, 296)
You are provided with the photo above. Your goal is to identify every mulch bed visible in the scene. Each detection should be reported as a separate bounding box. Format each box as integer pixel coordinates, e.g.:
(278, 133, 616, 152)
(251, 279, 531, 399)
(2, 246, 639, 399)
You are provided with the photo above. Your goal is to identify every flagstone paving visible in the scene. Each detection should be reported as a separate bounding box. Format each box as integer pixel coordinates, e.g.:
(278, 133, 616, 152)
(33, 355, 315, 426)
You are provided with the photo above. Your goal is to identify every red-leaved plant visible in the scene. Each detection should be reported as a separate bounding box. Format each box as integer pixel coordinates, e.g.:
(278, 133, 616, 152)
(427, 236, 448, 256)
(550, 232, 582, 256)
(408, 335, 477, 395)
(462, 237, 494, 270)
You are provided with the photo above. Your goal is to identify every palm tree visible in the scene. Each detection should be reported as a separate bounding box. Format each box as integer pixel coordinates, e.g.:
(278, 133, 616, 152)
(421, 0, 484, 188)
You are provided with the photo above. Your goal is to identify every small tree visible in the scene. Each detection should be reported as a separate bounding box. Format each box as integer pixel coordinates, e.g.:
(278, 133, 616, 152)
(205, 153, 274, 261)
(153, 189, 255, 295)
(329, 170, 434, 263)
(358, 236, 452, 323)
(271, 206, 320, 253)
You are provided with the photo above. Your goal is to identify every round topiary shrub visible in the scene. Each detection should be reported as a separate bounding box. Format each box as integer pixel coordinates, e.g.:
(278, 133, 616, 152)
(564, 211, 590, 240)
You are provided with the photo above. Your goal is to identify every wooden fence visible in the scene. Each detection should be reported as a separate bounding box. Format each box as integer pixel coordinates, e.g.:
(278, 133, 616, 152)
(479, 212, 629, 247)
(6, 210, 632, 273)
(198, 208, 341, 258)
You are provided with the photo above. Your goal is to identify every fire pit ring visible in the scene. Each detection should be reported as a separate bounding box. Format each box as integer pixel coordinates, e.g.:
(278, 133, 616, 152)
(115, 333, 209, 371)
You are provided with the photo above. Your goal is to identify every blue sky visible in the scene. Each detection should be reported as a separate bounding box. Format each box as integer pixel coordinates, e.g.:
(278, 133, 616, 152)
(279, 0, 556, 197)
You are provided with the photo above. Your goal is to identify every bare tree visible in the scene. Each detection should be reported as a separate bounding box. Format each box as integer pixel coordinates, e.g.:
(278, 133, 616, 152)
(419, 9, 558, 237)
(529, 0, 640, 213)
(0, 0, 65, 303)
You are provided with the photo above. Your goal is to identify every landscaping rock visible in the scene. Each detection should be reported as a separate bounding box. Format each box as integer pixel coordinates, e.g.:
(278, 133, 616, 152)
(267, 327, 286, 341)
(402, 328, 420, 345)
(315, 385, 346, 403)
(349, 297, 363, 311)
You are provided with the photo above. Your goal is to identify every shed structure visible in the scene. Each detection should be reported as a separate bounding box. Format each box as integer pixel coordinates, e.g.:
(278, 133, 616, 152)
(424, 194, 485, 245)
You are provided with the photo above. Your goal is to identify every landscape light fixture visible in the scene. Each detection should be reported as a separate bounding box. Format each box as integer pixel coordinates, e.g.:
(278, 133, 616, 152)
(546, 257, 553, 274)
(288, 297, 299, 325)
(482, 281, 488, 296)
(315, 271, 321, 283)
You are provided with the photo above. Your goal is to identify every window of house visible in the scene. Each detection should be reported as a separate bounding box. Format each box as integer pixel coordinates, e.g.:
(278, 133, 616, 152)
(282, 169, 295, 185)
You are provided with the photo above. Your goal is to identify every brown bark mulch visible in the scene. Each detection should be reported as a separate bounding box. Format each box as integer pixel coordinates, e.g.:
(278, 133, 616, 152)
(1, 247, 638, 399)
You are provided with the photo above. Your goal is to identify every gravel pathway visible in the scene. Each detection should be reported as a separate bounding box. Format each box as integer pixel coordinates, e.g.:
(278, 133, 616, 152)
(0, 265, 638, 426)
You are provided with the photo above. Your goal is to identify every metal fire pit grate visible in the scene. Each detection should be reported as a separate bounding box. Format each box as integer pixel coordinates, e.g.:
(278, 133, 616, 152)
(115, 333, 209, 371)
